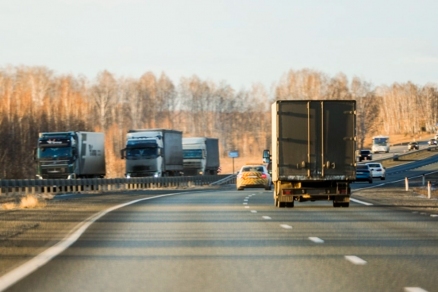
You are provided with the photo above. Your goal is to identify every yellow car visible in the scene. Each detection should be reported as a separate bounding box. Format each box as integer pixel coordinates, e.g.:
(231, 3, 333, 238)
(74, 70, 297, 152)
(236, 164, 272, 191)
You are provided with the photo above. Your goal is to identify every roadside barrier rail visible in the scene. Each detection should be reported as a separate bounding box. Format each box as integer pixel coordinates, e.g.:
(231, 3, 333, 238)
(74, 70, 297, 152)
(0, 175, 236, 196)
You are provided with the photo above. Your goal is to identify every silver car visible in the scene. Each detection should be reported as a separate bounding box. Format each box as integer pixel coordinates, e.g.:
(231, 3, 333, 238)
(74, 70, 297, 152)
(366, 162, 386, 180)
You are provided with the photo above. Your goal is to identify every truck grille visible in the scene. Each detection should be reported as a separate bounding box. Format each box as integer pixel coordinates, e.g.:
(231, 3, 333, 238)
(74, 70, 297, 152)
(183, 161, 202, 168)
(132, 165, 151, 171)
(40, 160, 69, 166)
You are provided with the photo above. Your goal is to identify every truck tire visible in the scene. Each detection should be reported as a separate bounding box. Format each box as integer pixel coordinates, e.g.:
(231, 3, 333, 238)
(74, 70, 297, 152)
(334, 202, 349, 207)
(286, 202, 294, 208)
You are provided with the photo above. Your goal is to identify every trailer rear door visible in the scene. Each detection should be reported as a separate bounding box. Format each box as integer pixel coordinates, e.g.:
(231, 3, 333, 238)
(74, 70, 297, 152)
(274, 100, 356, 180)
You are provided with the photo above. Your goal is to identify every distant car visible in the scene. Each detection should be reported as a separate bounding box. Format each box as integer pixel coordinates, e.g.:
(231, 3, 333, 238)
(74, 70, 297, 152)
(236, 164, 272, 191)
(356, 150, 373, 162)
(355, 164, 373, 184)
(428, 139, 437, 146)
(366, 162, 386, 180)
(408, 142, 419, 151)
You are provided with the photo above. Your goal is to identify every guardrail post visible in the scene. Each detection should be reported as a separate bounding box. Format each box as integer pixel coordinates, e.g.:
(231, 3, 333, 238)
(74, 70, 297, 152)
(405, 177, 409, 191)
(428, 181, 431, 199)
(422, 175, 426, 186)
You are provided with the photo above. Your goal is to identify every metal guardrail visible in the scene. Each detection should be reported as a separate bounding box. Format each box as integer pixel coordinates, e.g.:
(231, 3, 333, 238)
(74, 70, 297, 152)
(0, 175, 236, 196)
(210, 174, 236, 185)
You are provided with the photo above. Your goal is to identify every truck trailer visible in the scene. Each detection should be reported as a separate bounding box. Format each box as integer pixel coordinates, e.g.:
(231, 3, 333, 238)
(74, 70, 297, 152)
(182, 137, 220, 175)
(35, 131, 106, 179)
(263, 100, 356, 208)
(121, 129, 183, 177)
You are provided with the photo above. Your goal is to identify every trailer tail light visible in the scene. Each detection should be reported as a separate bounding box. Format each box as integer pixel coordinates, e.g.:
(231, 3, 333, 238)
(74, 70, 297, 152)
(283, 190, 292, 195)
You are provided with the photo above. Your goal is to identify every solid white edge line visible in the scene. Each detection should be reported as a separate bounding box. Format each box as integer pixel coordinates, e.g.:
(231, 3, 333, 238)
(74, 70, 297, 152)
(350, 198, 373, 206)
(0, 193, 181, 291)
(344, 255, 367, 265)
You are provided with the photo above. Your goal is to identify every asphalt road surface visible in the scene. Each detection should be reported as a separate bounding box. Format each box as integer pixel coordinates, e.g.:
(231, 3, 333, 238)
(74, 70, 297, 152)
(2, 156, 438, 292)
(3, 185, 437, 292)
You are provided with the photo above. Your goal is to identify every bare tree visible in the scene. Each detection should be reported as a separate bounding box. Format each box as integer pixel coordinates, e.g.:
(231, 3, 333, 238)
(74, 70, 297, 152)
(90, 70, 118, 130)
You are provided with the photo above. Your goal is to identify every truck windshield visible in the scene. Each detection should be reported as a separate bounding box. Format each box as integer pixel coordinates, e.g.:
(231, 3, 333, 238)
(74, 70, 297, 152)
(38, 147, 72, 159)
(183, 149, 203, 159)
(126, 148, 158, 159)
(372, 137, 389, 146)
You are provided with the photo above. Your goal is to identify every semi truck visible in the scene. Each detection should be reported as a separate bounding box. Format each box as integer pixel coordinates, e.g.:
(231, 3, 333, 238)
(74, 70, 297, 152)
(35, 131, 106, 179)
(120, 129, 183, 177)
(263, 100, 356, 208)
(182, 137, 220, 175)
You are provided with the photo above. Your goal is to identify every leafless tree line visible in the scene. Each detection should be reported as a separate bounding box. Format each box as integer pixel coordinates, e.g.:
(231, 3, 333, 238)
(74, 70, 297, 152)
(0, 66, 437, 178)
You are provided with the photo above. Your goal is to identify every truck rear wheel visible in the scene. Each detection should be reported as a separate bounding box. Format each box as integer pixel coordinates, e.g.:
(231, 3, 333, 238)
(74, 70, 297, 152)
(277, 201, 286, 208)
(333, 202, 350, 208)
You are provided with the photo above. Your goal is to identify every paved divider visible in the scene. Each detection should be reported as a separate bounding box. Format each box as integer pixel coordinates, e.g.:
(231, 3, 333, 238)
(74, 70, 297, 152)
(0, 175, 237, 196)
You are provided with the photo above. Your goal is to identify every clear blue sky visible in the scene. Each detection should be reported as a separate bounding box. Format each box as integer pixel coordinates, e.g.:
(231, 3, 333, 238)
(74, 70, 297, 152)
(1, 0, 437, 90)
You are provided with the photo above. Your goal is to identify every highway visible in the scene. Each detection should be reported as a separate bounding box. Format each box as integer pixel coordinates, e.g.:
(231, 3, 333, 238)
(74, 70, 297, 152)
(1, 154, 438, 292)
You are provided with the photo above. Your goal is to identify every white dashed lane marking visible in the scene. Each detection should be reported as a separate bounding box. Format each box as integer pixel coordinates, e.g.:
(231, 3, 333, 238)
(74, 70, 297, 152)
(262, 216, 272, 220)
(345, 256, 367, 265)
(251, 210, 257, 213)
(308, 237, 324, 243)
(280, 224, 292, 229)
